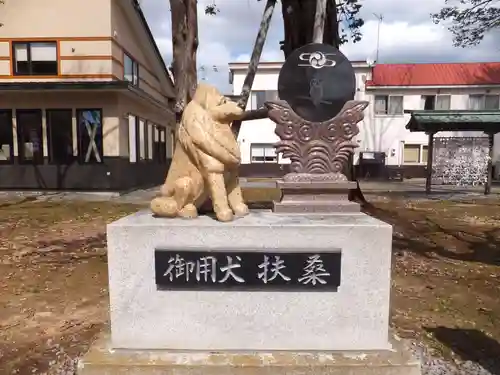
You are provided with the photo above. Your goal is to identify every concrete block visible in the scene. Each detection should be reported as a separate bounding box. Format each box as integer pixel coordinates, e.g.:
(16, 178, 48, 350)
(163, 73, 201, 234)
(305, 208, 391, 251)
(78, 333, 420, 375)
(107, 210, 393, 351)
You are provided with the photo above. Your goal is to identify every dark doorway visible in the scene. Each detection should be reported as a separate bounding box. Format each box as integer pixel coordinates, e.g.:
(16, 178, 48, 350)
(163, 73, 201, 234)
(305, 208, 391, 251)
(153, 126, 167, 163)
(16, 109, 44, 164)
(47, 109, 74, 164)
(0, 110, 14, 163)
(423, 95, 436, 110)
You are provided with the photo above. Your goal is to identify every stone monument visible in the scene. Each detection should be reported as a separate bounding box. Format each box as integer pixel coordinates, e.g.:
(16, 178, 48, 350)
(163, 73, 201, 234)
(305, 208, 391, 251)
(269, 43, 368, 213)
(77, 52, 420, 375)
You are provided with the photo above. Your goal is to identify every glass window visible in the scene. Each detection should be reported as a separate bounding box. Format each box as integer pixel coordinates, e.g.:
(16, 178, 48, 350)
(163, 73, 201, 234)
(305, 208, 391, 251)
(485, 95, 499, 110)
(388, 96, 403, 115)
(124, 53, 139, 85)
(47, 109, 74, 164)
(250, 90, 278, 109)
(250, 143, 278, 163)
(422, 95, 436, 110)
(138, 118, 146, 160)
(375, 95, 403, 115)
(403, 144, 420, 164)
(170, 129, 176, 157)
(128, 115, 137, 163)
(16, 110, 44, 164)
(374, 95, 387, 114)
(77, 109, 103, 163)
(435, 95, 451, 110)
(421, 145, 428, 164)
(0, 110, 13, 163)
(147, 122, 153, 160)
(469, 94, 483, 110)
(468, 94, 499, 110)
(153, 126, 167, 163)
(13, 42, 58, 76)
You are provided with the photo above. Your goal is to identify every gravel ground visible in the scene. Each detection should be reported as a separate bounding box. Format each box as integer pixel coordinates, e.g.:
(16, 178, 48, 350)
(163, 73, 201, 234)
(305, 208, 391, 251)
(409, 340, 497, 375)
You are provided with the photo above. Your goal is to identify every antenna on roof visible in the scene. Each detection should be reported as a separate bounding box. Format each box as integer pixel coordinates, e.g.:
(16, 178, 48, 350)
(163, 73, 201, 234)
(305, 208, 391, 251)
(366, 58, 376, 67)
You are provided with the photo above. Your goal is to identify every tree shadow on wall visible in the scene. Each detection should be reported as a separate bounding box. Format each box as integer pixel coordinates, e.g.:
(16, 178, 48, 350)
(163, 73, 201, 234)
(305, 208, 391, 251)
(426, 327, 500, 375)
(363, 204, 500, 266)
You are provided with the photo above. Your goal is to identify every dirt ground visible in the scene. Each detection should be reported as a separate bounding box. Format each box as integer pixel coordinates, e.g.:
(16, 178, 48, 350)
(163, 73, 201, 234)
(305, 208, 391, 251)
(1, 193, 500, 374)
(364, 198, 500, 369)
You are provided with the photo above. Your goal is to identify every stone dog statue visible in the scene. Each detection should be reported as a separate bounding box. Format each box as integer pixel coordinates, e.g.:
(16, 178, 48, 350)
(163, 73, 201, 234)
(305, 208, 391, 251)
(151, 83, 249, 222)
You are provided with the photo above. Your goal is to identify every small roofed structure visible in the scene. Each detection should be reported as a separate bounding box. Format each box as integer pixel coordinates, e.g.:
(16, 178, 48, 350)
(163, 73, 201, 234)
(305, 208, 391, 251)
(405, 110, 500, 195)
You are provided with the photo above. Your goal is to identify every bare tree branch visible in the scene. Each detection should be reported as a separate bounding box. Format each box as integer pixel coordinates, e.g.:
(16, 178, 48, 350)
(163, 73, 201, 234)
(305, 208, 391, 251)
(432, 0, 500, 47)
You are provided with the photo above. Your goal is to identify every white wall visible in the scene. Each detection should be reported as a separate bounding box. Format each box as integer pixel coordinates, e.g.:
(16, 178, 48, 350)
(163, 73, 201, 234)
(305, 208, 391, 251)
(233, 69, 283, 164)
(232, 64, 500, 167)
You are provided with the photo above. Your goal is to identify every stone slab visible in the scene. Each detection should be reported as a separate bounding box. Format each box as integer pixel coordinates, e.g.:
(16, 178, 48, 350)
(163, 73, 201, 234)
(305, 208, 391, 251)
(78, 333, 420, 375)
(276, 180, 357, 189)
(107, 210, 392, 351)
(273, 200, 361, 213)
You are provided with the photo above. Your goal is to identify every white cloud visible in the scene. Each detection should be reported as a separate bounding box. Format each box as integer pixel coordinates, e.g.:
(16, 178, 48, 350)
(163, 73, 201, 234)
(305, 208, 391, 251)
(140, 0, 500, 93)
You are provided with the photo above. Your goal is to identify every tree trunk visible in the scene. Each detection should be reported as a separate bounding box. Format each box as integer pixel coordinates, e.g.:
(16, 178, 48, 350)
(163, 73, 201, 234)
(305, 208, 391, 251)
(170, 0, 198, 121)
(280, 0, 340, 58)
(280, 0, 366, 205)
(232, 0, 277, 138)
(313, 0, 327, 43)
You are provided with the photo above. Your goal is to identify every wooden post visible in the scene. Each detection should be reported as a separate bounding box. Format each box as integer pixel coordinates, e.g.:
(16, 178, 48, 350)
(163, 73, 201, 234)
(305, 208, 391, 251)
(425, 131, 435, 195)
(232, 0, 277, 138)
(313, 0, 328, 43)
(485, 132, 495, 195)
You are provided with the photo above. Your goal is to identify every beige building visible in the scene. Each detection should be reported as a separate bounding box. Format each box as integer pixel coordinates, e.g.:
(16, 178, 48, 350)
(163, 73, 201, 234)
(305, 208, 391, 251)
(0, 0, 176, 190)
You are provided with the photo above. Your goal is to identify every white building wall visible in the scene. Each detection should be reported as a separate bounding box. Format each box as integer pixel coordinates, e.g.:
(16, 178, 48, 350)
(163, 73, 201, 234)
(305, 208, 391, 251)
(231, 63, 500, 169)
(232, 68, 283, 164)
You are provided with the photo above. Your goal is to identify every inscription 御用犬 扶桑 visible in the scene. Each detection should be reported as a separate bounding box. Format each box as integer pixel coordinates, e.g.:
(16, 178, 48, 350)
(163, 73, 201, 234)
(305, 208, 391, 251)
(154, 250, 341, 291)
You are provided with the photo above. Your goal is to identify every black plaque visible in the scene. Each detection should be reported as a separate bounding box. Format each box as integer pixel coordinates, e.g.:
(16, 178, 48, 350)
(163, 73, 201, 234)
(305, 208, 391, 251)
(278, 43, 356, 123)
(155, 250, 341, 291)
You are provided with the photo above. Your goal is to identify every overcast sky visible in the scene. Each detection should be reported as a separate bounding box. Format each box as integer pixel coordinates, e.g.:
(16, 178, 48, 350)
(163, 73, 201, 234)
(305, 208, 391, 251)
(140, 0, 500, 93)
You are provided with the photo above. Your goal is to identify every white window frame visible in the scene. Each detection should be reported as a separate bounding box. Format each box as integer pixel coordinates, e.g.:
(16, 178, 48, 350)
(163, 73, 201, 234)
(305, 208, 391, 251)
(374, 95, 404, 116)
(250, 143, 278, 163)
(401, 143, 428, 164)
(421, 94, 451, 110)
(250, 90, 278, 110)
(468, 94, 500, 110)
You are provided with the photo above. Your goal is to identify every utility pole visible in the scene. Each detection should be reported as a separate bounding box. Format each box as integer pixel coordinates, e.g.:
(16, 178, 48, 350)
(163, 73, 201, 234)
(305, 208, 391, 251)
(373, 13, 384, 62)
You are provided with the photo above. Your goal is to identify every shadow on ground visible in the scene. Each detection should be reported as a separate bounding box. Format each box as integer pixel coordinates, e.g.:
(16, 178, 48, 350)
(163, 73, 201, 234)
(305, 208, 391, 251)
(426, 327, 500, 375)
(364, 202, 500, 267)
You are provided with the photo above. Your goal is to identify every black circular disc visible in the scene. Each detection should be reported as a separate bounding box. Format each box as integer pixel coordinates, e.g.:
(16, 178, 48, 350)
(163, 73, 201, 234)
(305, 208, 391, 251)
(278, 43, 356, 122)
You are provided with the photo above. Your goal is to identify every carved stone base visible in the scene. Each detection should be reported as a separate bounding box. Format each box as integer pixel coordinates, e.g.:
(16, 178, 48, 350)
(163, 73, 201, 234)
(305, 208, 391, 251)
(283, 172, 348, 182)
(273, 175, 360, 214)
(264, 100, 368, 214)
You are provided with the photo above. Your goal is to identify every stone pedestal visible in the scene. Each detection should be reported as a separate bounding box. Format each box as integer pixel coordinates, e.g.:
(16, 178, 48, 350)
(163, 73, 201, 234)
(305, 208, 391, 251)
(274, 180, 360, 213)
(78, 334, 420, 375)
(77, 210, 420, 374)
(105, 210, 391, 351)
